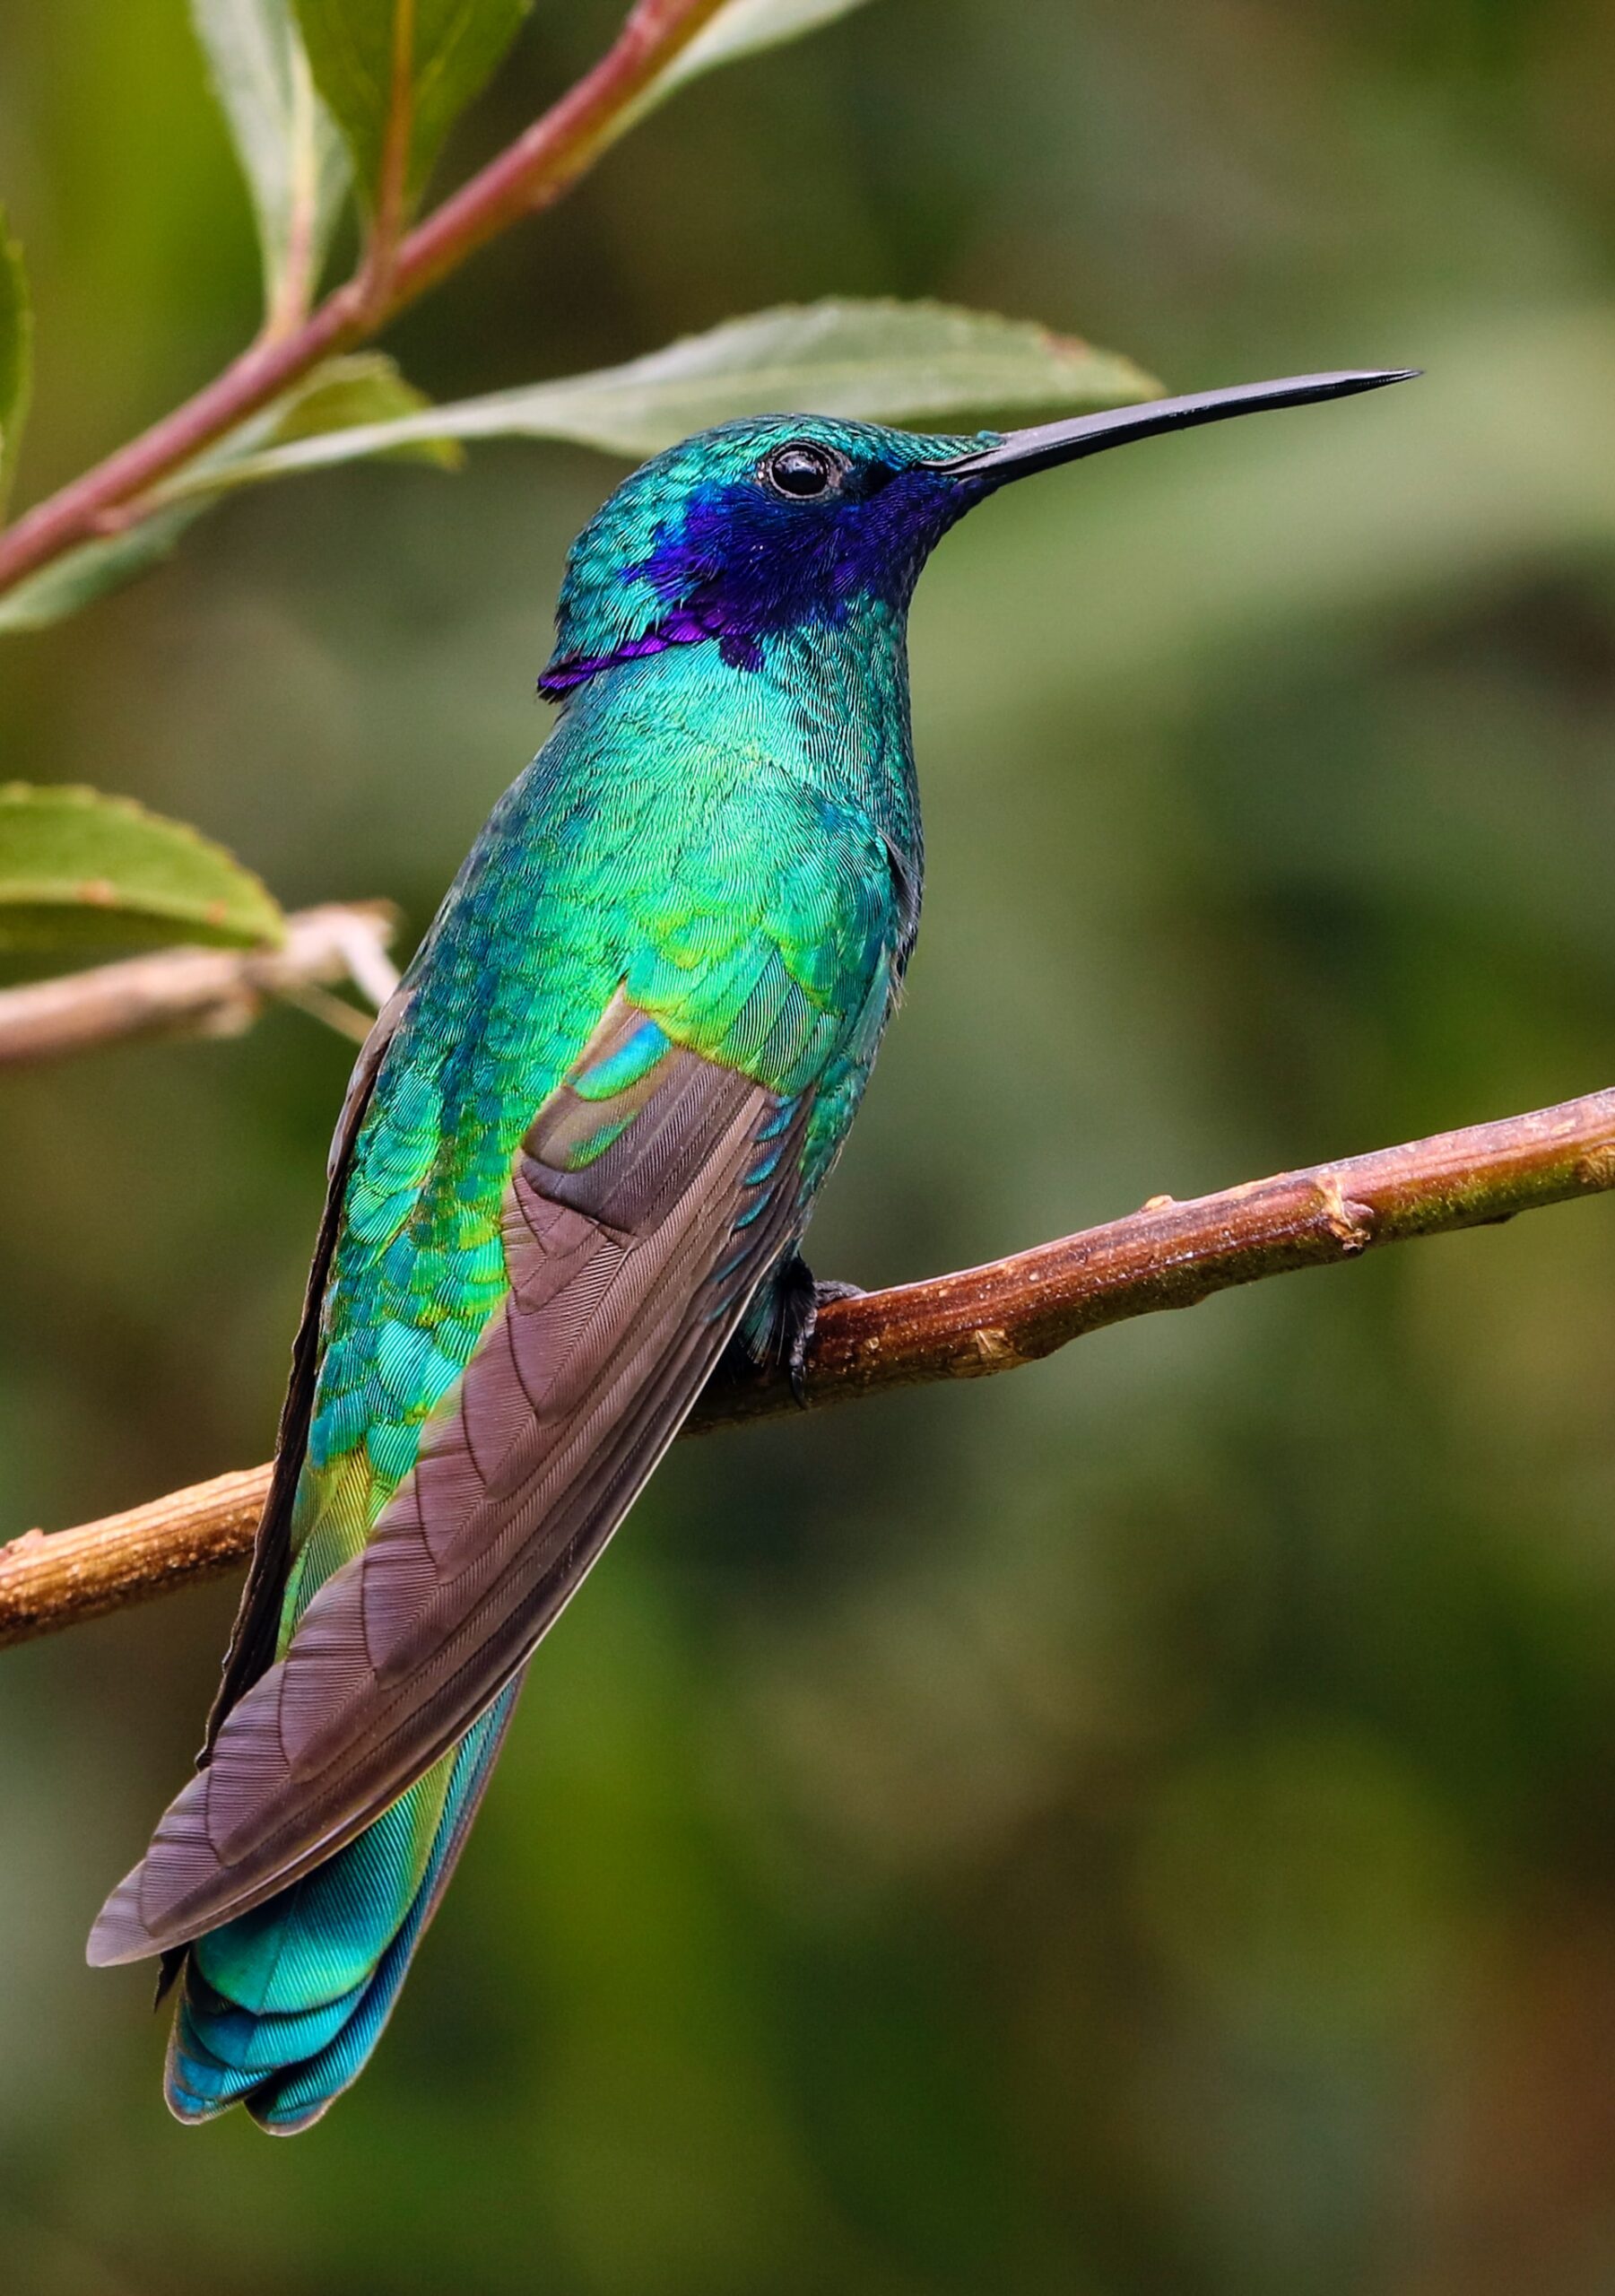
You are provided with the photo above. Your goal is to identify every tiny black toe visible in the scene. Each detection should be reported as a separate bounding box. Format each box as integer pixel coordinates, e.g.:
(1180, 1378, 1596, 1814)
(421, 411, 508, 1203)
(785, 1269, 864, 1406)
(722, 1254, 864, 1405)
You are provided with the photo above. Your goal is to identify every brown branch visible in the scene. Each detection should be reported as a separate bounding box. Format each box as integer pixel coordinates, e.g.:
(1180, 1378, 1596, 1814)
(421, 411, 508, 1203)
(0, 902, 397, 1067)
(4, 1083, 1613, 1650)
(0, 0, 731, 594)
(0, 1470, 275, 1651)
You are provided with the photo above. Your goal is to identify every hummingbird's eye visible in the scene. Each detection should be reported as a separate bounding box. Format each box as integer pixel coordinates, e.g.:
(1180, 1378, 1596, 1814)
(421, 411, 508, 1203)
(761, 442, 841, 500)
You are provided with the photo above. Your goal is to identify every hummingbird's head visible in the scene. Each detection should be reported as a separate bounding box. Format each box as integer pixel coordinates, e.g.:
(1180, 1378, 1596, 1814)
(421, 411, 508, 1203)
(540, 413, 987, 695)
(540, 371, 1417, 698)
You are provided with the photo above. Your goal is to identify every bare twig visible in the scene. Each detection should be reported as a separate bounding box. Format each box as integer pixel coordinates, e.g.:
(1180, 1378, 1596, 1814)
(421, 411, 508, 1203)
(0, 0, 731, 594)
(0, 1471, 274, 1650)
(4, 1083, 1612, 1649)
(0, 902, 397, 1066)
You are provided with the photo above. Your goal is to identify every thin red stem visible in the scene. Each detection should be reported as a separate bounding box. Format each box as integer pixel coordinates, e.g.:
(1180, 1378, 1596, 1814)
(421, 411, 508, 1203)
(0, 0, 729, 593)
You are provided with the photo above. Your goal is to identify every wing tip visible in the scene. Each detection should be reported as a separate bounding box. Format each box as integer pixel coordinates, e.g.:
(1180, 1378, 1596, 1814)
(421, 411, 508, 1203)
(86, 1866, 161, 1967)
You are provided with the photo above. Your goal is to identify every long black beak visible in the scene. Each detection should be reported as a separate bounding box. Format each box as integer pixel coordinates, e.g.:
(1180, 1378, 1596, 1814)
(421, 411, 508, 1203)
(932, 368, 1419, 481)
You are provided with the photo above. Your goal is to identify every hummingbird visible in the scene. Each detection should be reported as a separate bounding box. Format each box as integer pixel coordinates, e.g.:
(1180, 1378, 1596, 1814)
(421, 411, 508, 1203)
(88, 366, 1412, 2129)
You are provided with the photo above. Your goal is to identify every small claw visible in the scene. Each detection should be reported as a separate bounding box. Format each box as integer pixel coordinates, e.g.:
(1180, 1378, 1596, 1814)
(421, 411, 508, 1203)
(725, 1254, 865, 1405)
(812, 1279, 867, 1309)
(787, 1275, 865, 1409)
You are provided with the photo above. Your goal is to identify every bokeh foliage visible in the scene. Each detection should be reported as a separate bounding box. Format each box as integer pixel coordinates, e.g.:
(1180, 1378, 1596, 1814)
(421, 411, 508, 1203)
(5, 2, 1615, 2292)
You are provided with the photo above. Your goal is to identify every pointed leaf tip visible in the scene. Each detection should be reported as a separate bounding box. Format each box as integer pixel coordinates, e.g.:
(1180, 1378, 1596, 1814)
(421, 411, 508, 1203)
(626, 0, 881, 127)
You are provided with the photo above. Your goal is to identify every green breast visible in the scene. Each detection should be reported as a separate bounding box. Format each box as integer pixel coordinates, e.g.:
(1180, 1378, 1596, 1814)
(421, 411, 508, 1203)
(277, 656, 912, 1647)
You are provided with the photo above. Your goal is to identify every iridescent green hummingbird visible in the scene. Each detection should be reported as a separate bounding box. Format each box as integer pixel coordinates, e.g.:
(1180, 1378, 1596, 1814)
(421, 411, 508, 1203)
(89, 367, 1412, 2128)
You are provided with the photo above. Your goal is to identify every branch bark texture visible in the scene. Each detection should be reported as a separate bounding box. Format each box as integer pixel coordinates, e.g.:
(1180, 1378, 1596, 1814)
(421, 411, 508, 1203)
(0, 903, 397, 1067)
(4, 1083, 1611, 1650)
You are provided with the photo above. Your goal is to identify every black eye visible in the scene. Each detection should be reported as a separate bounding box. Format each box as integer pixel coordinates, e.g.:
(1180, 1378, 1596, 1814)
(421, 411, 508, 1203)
(762, 442, 840, 500)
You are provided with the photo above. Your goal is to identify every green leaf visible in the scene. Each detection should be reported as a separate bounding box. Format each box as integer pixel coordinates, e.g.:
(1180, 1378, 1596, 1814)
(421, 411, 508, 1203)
(176, 299, 1162, 484)
(0, 786, 285, 952)
(291, 0, 532, 210)
(266, 350, 463, 466)
(190, 0, 352, 324)
(0, 206, 33, 519)
(627, 0, 877, 126)
(0, 352, 454, 632)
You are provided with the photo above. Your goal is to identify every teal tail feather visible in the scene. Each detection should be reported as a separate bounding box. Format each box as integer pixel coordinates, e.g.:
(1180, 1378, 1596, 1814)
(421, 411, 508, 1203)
(164, 1677, 522, 2134)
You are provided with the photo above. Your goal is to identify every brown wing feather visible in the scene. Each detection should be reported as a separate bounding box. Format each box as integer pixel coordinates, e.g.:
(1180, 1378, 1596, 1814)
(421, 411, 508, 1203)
(90, 1012, 807, 1964)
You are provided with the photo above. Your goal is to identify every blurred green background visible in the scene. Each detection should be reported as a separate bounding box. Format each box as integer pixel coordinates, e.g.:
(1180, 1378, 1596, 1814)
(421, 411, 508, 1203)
(8, 2, 1615, 2289)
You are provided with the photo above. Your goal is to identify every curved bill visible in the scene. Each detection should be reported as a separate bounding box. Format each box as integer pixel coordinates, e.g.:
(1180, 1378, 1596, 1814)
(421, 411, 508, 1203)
(932, 368, 1420, 480)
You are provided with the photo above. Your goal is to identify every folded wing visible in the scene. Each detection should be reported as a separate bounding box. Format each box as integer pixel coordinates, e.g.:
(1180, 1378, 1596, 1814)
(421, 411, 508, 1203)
(91, 992, 809, 1964)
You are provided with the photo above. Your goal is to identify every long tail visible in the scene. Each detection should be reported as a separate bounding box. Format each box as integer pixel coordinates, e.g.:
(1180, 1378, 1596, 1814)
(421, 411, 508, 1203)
(163, 1674, 523, 2135)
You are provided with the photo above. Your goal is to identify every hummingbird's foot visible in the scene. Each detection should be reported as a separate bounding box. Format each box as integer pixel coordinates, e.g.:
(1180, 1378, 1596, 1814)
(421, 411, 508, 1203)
(779, 1260, 866, 1408)
(727, 1253, 864, 1406)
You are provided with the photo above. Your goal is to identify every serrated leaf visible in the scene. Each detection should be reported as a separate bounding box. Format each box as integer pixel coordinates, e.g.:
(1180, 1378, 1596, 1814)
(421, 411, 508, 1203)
(175, 299, 1161, 487)
(0, 353, 454, 632)
(0, 207, 33, 519)
(291, 0, 531, 211)
(0, 786, 285, 952)
(626, 0, 876, 126)
(190, 0, 352, 325)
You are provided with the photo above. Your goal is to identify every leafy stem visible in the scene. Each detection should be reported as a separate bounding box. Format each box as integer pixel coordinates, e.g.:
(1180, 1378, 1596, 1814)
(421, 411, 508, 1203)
(0, 0, 731, 591)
